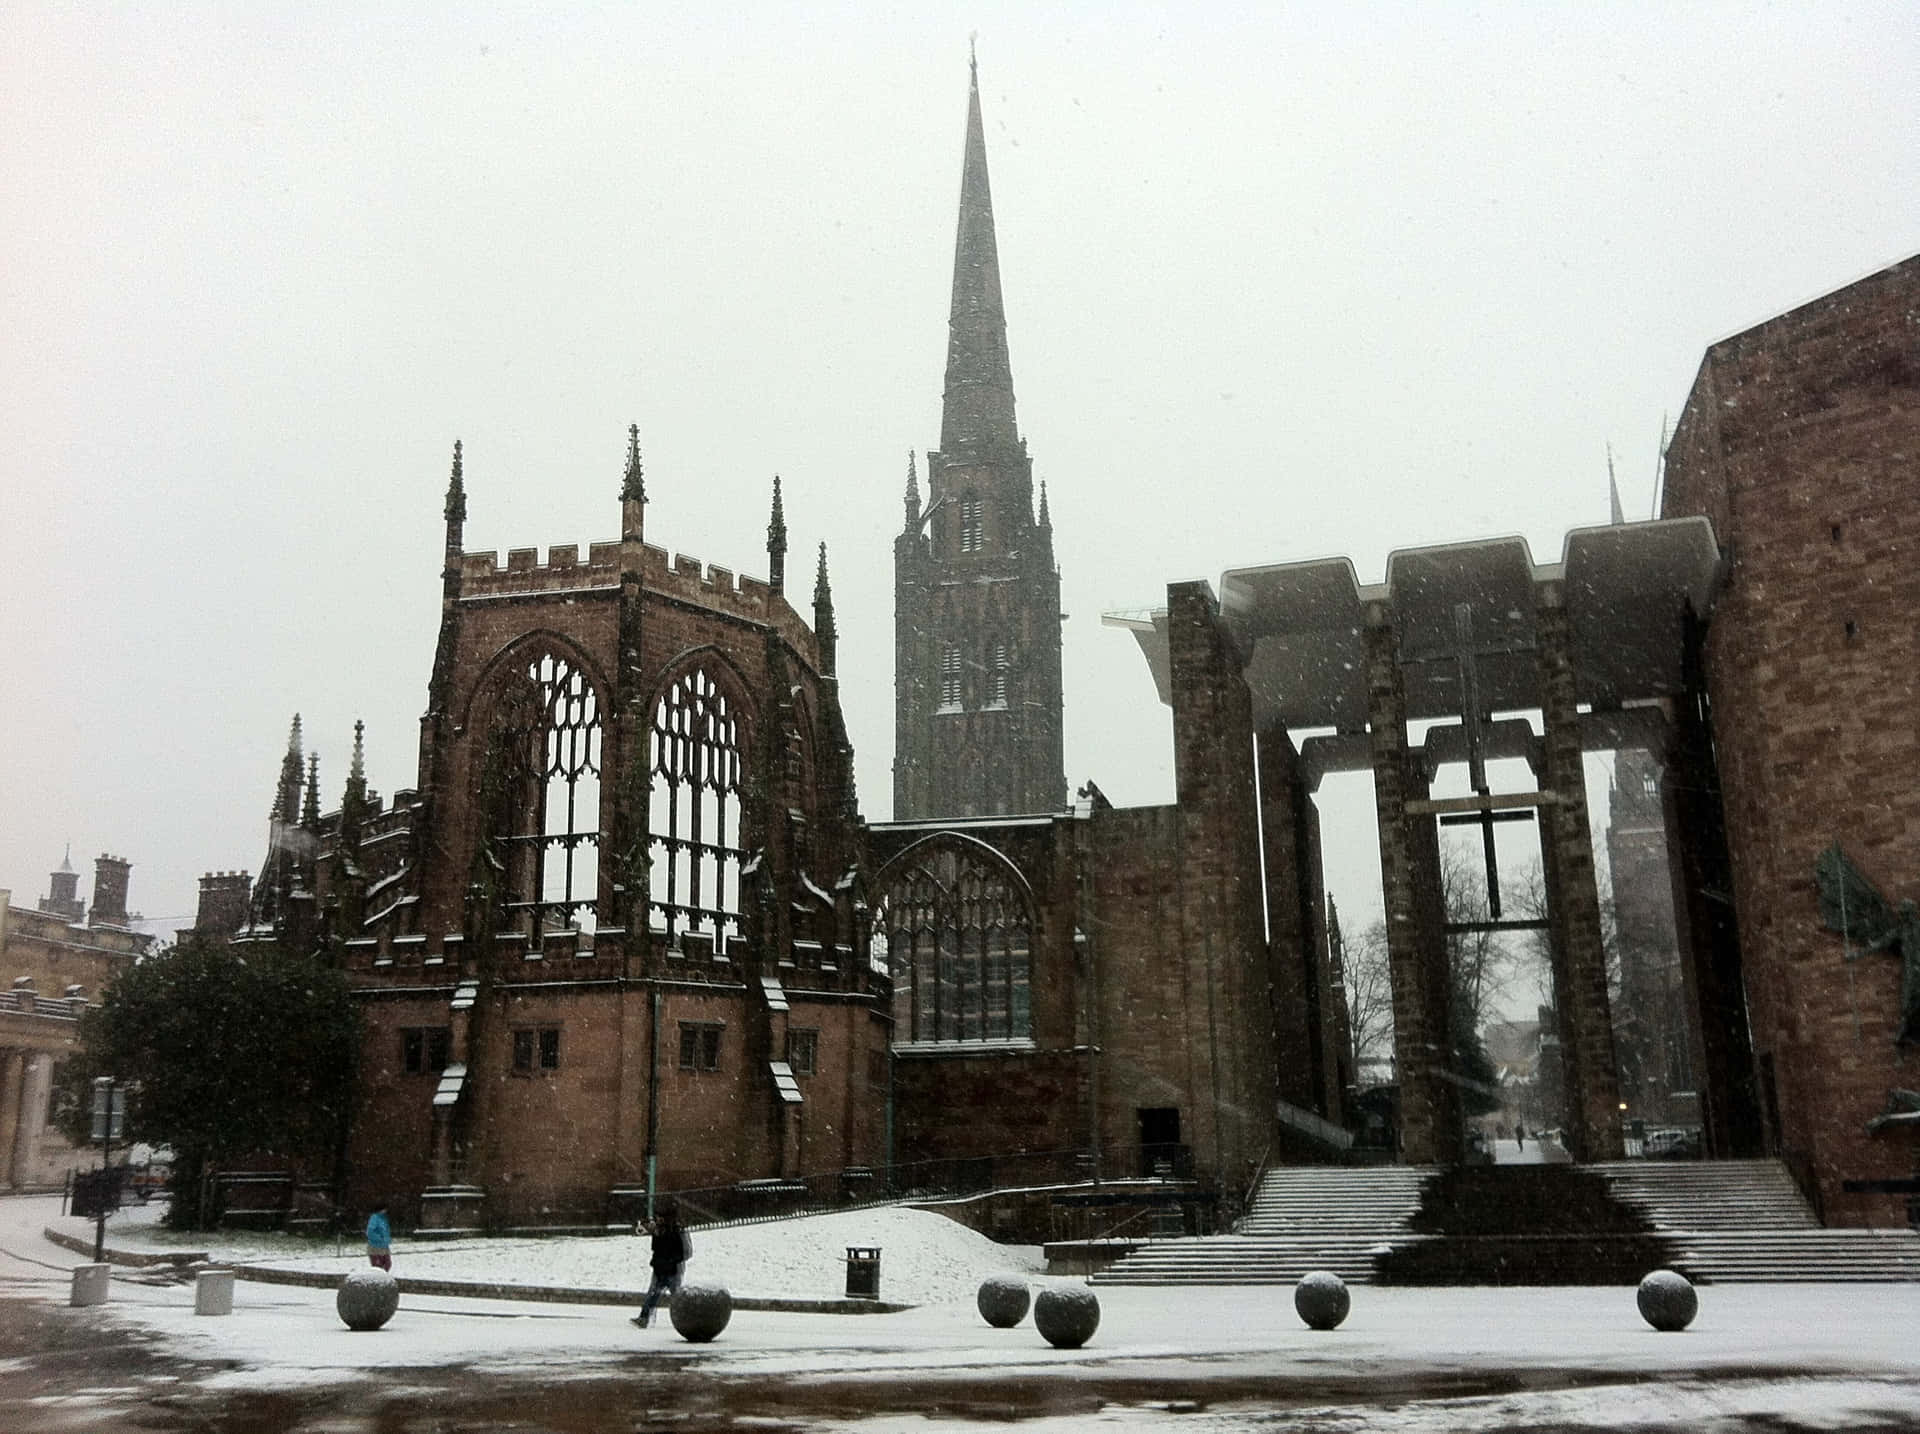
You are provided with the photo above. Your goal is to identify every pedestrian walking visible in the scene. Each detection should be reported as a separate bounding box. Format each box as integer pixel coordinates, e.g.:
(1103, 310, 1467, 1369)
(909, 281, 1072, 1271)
(1514, 1124, 1526, 1153)
(633, 1203, 690, 1328)
(366, 1202, 392, 1271)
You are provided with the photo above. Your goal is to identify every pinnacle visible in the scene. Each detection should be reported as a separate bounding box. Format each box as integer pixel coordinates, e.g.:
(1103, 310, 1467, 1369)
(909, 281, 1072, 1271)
(622, 423, 645, 502)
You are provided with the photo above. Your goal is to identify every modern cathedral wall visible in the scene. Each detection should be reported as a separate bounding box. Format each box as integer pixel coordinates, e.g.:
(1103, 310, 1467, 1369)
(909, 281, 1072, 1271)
(1662, 253, 1920, 1224)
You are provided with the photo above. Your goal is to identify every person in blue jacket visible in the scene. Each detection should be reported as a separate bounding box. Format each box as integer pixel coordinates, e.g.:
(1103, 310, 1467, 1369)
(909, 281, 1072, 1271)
(366, 1202, 392, 1270)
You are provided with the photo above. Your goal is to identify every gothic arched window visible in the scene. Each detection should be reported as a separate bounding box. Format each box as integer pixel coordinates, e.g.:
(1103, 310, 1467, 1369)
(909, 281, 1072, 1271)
(648, 669, 744, 954)
(484, 649, 603, 937)
(882, 840, 1032, 1044)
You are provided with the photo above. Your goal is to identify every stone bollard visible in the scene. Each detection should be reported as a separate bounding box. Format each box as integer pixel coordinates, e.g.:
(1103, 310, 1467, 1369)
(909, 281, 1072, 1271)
(1636, 1269, 1698, 1332)
(669, 1282, 733, 1342)
(1293, 1270, 1351, 1330)
(69, 1263, 111, 1307)
(194, 1269, 236, 1316)
(976, 1274, 1031, 1328)
(1033, 1284, 1100, 1349)
(337, 1267, 400, 1331)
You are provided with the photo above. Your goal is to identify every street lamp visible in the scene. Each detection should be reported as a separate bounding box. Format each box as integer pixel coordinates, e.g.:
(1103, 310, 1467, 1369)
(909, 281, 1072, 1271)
(89, 1076, 122, 1262)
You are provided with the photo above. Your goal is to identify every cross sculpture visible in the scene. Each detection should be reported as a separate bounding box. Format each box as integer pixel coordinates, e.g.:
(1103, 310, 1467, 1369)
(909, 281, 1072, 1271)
(1814, 841, 1920, 1047)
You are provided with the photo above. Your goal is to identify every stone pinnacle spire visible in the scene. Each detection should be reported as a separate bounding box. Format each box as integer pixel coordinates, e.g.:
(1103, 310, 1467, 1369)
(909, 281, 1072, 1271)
(814, 542, 838, 676)
(941, 52, 1018, 455)
(904, 451, 921, 529)
(622, 423, 645, 502)
(767, 475, 788, 595)
(272, 714, 305, 822)
(302, 752, 321, 829)
(445, 439, 466, 525)
(349, 720, 366, 783)
(1607, 443, 1625, 525)
(1038, 479, 1051, 528)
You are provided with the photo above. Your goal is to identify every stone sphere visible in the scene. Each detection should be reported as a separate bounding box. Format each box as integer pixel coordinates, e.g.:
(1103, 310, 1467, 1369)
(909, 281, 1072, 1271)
(669, 1281, 733, 1342)
(1636, 1269, 1698, 1332)
(976, 1274, 1031, 1328)
(1294, 1270, 1351, 1330)
(336, 1268, 399, 1331)
(1032, 1284, 1100, 1349)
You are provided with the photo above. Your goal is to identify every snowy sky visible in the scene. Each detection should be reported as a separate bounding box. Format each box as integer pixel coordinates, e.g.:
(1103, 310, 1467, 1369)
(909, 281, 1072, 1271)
(4, 4, 1917, 946)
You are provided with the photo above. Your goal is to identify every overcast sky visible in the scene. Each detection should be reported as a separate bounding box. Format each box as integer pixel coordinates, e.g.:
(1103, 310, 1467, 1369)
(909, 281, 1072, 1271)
(4, 4, 1916, 946)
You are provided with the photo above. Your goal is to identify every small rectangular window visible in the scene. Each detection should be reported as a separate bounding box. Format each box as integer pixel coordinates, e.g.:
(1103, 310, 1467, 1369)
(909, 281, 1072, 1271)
(679, 1021, 722, 1071)
(788, 1028, 818, 1076)
(511, 1026, 560, 1075)
(403, 1026, 453, 1075)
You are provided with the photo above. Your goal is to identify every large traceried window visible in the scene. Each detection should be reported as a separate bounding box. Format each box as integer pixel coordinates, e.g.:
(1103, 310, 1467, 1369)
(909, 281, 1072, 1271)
(883, 840, 1032, 1044)
(487, 650, 602, 937)
(648, 668, 744, 955)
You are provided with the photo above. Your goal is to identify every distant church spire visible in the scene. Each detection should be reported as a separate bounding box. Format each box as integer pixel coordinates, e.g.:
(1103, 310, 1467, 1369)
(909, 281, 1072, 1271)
(444, 439, 466, 526)
(941, 49, 1018, 455)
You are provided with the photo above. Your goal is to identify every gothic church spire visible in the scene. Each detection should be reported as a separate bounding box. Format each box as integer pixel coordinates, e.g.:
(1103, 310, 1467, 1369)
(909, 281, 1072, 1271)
(941, 52, 1018, 455)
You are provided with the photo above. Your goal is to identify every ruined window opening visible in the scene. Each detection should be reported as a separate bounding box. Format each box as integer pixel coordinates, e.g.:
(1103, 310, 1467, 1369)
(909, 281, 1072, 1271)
(884, 842, 1032, 1044)
(960, 496, 984, 553)
(487, 650, 602, 938)
(649, 669, 743, 954)
(939, 645, 962, 709)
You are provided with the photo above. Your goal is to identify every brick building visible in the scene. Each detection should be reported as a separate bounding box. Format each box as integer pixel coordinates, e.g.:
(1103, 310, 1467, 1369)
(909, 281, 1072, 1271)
(249, 434, 886, 1228)
(0, 854, 153, 1188)
(1661, 253, 1920, 1222)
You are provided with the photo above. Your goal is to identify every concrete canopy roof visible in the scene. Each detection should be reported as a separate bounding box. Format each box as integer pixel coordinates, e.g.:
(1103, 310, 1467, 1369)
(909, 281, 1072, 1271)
(1105, 516, 1721, 733)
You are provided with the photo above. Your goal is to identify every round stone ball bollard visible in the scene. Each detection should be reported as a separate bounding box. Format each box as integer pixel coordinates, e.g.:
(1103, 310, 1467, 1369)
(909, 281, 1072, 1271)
(1636, 1269, 1698, 1332)
(336, 1268, 400, 1331)
(1032, 1284, 1100, 1349)
(669, 1282, 733, 1343)
(977, 1274, 1031, 1328)
(1293, 1270, 1351, 1331)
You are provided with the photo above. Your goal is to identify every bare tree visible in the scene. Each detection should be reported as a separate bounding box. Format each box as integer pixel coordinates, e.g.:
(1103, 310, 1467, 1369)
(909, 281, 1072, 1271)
(1341, 915, 1397, 1079)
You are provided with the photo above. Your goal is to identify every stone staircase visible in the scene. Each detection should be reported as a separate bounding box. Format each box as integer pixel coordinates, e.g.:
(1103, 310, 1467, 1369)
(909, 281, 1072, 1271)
(1091, 1165, 1435, 1286)
(1591, 1159, 1920, 1283)
(1091, 1159, 1920, 1286)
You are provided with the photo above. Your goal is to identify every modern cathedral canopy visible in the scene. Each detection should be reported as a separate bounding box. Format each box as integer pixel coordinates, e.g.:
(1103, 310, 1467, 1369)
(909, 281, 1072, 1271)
(1107, 514, 1723, 768)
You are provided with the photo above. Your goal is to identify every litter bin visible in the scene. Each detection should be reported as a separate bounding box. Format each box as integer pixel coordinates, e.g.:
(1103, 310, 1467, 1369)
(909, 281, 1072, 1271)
(845, 1246, 880, 1300)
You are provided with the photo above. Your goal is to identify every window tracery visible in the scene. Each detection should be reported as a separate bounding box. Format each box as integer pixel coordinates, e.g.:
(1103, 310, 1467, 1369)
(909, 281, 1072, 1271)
(882, 841, 1031, 1044)
(484, 649, 602, 937)
(648, 668, 744, 954)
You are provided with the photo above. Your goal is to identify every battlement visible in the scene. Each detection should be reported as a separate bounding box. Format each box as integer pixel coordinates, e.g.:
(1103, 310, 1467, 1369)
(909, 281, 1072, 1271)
(458, 542, 623, 598)
(454, 537, 818, 667)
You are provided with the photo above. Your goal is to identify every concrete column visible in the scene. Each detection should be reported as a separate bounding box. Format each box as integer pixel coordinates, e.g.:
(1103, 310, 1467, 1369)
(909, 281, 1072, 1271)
(1406, 763, 1462, 1162)
(12, 1052, 48, 1183)
(0, 1049, 24, 1188)
(1257, 723, 1326, 1114)
(1364, 605, 1444, 1164)
(1534, 587, 1625, 1161)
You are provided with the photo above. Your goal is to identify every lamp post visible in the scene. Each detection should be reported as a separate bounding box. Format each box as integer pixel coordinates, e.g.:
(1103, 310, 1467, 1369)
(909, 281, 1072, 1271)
(89, 1076, 122, 1263)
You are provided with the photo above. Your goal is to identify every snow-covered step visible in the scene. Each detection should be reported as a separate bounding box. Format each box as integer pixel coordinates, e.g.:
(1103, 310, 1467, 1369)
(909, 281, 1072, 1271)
(1589, 1159, 1818, 1232)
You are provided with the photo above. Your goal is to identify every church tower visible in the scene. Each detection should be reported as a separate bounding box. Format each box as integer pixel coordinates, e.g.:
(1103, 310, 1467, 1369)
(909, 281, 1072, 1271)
(893, 56, 1066, 820)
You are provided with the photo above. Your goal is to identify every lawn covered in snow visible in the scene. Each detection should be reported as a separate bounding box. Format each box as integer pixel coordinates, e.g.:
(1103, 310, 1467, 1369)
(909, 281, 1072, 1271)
(51, 1197, 1046, 1306)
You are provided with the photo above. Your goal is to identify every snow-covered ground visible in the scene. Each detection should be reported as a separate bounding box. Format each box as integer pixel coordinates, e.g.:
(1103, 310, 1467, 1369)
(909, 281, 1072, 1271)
(56, 1195, 1043, 1305)
(9, 1193, 1920, 1430)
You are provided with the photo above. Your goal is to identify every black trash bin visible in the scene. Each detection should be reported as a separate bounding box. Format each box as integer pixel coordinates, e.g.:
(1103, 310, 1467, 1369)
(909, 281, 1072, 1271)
(845, 1246, 880, 1300)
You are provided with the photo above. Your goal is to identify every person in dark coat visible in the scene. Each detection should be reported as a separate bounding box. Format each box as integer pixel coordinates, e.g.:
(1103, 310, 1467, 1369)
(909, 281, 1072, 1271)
(633, 1202, 690, 1328)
